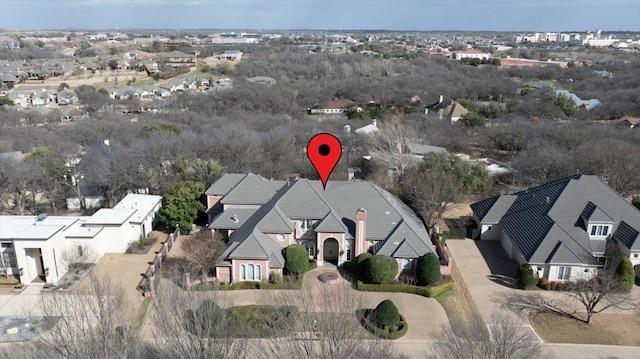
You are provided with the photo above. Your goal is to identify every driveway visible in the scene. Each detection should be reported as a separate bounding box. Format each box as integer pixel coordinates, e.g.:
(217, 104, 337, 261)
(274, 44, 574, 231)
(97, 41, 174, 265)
(446, 239, 520, 321)
(200, 267, 449, 341)
(447, 239, 640, 359)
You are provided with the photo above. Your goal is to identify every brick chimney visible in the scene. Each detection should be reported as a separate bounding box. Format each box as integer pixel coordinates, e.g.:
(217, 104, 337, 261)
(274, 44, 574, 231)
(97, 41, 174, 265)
(355, 208, 367, 255)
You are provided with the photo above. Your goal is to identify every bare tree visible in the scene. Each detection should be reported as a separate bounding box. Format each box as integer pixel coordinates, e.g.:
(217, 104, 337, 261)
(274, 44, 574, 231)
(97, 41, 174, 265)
(501, 270, 638, 325)
(366, 116, 423, 178)
(150, 280, 250, 359)
(60, 243, 98, 274)
(428, 312, 543, 359)
(32, 276, 140, 359)
(255, 280, 401, 359)
(181, 229, 226, 284)
(401, 170, 455, 231)
(161, 256, 197, 289)
(565, 270, 638, 324)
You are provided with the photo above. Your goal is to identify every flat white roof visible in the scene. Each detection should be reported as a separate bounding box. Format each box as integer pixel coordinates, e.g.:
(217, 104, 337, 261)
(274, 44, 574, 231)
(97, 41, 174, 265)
(113, 194, 162, 223)
(0, 216, 78, 240)
(64, 221, 103, 238)
(11, 225, 65, 240)
(83, 208, 136, 225)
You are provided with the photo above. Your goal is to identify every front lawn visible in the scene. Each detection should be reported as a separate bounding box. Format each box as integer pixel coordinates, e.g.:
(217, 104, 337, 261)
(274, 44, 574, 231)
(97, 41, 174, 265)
(185, 303, 297, 338)
(530, 312, 640, 346)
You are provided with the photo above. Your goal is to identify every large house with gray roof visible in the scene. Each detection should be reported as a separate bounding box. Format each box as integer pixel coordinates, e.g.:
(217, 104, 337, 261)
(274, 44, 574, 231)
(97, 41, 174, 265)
(471, 174, 640, 281)
(206, 173, 435, 283)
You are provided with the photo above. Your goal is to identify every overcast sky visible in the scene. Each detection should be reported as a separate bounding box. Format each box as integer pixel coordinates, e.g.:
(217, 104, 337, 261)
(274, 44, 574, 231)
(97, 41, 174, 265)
(1, 0, 639, 32)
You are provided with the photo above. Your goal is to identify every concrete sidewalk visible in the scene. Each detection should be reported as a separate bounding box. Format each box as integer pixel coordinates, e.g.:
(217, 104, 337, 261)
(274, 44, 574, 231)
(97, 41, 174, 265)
(0, 285, 43, 316)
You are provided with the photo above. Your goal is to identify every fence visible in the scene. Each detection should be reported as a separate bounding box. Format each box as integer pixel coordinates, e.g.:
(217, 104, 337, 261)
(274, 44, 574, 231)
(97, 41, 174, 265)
(137, 228, 179, 297)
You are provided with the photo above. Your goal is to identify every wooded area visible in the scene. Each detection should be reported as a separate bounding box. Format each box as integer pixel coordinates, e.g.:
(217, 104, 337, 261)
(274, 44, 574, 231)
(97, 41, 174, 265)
(1, 44, 639, 215)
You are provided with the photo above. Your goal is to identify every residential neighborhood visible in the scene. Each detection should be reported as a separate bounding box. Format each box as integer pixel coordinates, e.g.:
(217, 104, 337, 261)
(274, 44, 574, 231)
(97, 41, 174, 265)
(1, 1, 640, 358)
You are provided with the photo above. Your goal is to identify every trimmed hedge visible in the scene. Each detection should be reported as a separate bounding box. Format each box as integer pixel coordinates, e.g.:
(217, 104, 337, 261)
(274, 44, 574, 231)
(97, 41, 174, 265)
(357, 280, 454, 298)
(360, 312, 408, 340)
(308, 260, 318, 271)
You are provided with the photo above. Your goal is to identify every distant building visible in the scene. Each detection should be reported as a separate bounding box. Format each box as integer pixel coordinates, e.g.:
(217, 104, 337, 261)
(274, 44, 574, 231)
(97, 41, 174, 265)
(450, 49, 490, 61)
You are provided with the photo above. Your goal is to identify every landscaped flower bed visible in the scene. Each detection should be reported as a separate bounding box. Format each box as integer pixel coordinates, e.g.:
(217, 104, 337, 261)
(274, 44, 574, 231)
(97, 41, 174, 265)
(318, 272, 339, 284)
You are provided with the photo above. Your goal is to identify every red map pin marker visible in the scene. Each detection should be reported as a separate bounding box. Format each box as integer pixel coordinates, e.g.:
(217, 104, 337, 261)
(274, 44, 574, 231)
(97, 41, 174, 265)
(307, 133, 342, 189)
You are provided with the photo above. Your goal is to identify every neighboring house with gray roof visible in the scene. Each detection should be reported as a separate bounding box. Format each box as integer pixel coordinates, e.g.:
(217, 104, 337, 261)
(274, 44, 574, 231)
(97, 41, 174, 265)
(471, 174, 640, 281)
(208, 173, 435, 283)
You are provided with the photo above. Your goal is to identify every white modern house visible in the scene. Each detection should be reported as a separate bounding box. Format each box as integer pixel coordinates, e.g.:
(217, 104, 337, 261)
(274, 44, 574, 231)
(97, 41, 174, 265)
(0, 194, 162, 285)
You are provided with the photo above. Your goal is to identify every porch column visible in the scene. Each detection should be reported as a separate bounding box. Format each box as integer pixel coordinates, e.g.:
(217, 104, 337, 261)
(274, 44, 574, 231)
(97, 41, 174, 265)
(317, 238, 324, 266)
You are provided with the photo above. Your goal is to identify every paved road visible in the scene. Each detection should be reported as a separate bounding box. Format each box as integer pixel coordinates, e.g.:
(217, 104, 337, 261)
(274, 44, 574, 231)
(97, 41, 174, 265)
(447, 239, 640, 359)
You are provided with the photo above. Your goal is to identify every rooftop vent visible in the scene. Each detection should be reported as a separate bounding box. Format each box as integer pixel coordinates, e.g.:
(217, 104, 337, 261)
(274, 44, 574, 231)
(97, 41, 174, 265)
(36, 213, 48, 222)
(232, 214, 239, 223)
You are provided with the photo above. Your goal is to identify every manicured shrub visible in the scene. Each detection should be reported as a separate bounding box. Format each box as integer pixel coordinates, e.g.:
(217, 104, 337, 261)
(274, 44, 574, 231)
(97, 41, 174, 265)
(515, 264, 537, 289)
(616, 258, 635, 291)
(363, 255, 395, 284)
(285, 244, 308, 276)
(355, 252, 373, 276)
(416, 252, 441, 286)
(370, 299, 401, 328)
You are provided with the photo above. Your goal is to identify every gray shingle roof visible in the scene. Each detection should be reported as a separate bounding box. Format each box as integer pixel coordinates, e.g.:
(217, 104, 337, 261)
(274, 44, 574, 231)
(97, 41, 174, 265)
(472, 174, 640, 265)
(209, 206, 260, 230)
(315, 210, 350, 233)
(218, 175, 435, 263)
(612, 221, 640, 251)
(205, 173, 247, 196)
(256, 205, 294, 233)
(220, 174, 284, 205)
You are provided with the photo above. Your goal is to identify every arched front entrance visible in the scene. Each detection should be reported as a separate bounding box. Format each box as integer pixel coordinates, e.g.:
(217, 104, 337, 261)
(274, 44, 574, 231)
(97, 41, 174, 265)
(323, 238, 339, 265)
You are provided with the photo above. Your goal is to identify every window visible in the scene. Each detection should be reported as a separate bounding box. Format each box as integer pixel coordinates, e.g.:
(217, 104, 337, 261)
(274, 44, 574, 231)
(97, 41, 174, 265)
(1, 243, 13, 249)
(590, 225, 609, 237)
(301, 241, 315, 257)
(301, 219, 313, 230)
(247, 264, 254, 280)
(557, 266, 572, 280)
(346, 240, 352, 261)
(239, 263, 261, 281)
(633, 253, 639, 259)
(2, 252, 17, 268)
(276, 234, 287, 242)
(402, 258, 411, 269)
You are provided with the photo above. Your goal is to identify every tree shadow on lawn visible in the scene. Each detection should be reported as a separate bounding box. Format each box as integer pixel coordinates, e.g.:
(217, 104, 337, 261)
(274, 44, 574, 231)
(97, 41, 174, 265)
(494, 291, 583, 323)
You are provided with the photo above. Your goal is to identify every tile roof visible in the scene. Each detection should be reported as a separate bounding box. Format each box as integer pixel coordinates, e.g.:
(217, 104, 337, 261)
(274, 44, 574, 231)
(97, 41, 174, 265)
(220, 174, 284, 205)
(315, 210, 351, 234)
(472, 174, 640, 265)
(215, 173, 435, 263)
(209, 206, 260, 230)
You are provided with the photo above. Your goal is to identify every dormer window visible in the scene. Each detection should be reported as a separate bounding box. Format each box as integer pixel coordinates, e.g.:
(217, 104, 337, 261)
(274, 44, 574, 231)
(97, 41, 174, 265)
(590, 225, 609, 237)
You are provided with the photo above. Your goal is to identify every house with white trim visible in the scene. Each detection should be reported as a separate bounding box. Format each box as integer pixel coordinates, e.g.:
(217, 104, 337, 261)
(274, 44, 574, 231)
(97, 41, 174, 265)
(207, 173, 436, 283)
(471, 174, 640, 281)
(0, 194, 161, 285)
